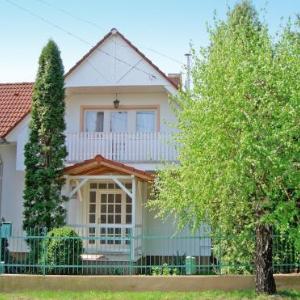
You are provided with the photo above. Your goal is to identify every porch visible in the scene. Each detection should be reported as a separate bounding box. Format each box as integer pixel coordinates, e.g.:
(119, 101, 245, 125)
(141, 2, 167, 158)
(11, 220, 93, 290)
(64, 155, 152, 262)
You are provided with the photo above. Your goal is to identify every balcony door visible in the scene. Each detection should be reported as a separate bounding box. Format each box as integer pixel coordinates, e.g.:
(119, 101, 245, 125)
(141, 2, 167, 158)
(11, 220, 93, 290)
(110, 112, 128, 160)
(110, 112, 128, 132)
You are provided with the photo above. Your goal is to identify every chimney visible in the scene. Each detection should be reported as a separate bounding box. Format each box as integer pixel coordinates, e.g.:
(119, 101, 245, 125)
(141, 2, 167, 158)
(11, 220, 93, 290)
(167, 73, 182, 89)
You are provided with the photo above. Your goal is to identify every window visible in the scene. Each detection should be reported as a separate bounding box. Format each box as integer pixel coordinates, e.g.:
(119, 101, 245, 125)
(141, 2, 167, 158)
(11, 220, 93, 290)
(83, 108, 158, 132)
(110, 112, 128, 132)
(136, 111, 155, 132)
(85, 111, 104, 132)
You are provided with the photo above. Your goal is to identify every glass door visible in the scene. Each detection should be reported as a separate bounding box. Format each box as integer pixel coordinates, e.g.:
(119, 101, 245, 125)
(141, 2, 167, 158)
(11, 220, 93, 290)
(110, 112, 128, 132)
(110, 112, 128, 160)
(87, 183, 132, 251)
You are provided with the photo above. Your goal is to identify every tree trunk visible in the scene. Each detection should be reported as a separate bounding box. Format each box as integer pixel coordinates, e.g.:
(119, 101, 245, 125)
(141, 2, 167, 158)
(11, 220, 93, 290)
(255, 224, 276, 294)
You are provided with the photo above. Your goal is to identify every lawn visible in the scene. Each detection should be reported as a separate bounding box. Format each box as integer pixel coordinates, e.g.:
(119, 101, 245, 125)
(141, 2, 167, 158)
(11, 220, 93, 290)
(0, 290, 299, 300)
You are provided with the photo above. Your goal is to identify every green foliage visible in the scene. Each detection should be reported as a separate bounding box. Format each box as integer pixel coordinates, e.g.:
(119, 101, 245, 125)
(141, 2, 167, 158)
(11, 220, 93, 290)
(23, 40, 67, 238)
(41, 227, 83, 274)
(151, 263, 178, 276)
(149, 0, 300, 273)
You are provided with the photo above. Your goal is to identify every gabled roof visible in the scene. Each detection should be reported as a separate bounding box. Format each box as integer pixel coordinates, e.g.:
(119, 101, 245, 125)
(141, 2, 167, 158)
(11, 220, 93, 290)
(0, 82, 33, 138)
(64, 155, 154, 182)
(65, 28, 179, 89)
(0, 29, 178, 138)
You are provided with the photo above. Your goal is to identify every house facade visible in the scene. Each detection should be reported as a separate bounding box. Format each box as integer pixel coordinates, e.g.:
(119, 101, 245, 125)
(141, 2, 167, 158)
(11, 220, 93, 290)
(0, 29, 210, 262)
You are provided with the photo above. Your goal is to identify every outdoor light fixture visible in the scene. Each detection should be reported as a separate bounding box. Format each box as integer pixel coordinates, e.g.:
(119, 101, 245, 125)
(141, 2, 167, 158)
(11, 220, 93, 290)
(113, 94, 120, 109)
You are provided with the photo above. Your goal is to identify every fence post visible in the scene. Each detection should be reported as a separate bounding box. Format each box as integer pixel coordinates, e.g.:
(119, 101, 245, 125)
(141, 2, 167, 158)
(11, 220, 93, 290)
(129, 230, 133, 275)
(42, 227, 48, 276)
(0, 224, 2, 274)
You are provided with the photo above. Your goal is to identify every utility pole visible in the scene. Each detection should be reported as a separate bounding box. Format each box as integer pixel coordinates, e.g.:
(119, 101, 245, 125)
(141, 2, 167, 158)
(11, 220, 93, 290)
(185, 53, 192, 91)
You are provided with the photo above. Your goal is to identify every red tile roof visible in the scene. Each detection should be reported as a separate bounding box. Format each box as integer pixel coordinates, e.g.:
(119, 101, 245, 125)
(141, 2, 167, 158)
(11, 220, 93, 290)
(0, 82, 33, 138)
(64, 155, 154, 181)
(167, 74, 182, 89)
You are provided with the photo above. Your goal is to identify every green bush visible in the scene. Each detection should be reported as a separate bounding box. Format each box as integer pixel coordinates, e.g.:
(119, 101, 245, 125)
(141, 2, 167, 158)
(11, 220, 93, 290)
(41, 227, 83, 274)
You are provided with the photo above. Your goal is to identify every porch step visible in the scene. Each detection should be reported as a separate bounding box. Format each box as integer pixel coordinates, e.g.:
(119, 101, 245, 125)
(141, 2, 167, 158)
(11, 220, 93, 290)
(81, 253, 132, 262)
(80, 254, 108, 261)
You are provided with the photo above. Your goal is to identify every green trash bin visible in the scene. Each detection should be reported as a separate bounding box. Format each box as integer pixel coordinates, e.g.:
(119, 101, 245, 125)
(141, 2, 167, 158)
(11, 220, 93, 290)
(0, 262, 4, 274)
(0, 223, 12, 238)
(185, 256, 196, 275)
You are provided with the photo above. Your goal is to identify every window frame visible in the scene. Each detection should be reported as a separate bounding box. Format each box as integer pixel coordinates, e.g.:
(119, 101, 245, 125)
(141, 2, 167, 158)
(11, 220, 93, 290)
(135, 110, 156, 132)
(84, 110, 105, 132)
(81, 105, 160, 133)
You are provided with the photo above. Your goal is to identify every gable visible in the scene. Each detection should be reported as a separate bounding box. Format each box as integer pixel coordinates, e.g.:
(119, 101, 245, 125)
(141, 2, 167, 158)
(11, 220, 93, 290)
(64, 155, 153, 181)
(0, 29, 178, 138)
(65, 29, 178, 92)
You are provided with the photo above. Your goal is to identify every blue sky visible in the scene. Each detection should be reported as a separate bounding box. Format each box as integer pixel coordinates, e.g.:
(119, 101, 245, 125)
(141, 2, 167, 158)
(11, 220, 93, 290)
(0, 0, 299, 82)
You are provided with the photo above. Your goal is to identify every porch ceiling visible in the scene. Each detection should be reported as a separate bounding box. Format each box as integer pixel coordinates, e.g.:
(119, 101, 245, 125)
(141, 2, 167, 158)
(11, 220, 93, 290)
(64, 155, 154, 182)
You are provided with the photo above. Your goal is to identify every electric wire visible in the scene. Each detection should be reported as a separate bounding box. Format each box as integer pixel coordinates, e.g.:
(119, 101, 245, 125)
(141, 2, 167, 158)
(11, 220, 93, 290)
(5, 0, 163, 81)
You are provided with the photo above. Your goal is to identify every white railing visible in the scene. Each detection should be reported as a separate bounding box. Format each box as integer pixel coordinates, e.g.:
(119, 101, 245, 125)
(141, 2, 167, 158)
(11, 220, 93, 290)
(65, 132, 177, 163)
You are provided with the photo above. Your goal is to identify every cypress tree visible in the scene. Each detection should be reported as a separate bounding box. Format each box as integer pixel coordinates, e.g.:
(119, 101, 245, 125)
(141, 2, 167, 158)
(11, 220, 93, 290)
(23, 40, 67, 236)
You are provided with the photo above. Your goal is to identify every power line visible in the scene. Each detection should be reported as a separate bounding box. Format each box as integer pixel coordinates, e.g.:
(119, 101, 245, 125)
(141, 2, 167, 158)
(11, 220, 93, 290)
(35, 0, 184, 66)
(35, 0, 107, 32)
(5, 0, 161, 81)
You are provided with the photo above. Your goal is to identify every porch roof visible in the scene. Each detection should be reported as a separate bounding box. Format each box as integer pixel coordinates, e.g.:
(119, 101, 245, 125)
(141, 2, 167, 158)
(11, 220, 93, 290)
(64, 155, 154, 182)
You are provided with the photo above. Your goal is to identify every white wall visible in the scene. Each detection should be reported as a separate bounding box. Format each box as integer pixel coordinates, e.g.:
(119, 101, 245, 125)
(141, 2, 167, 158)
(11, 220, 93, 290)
(65, 91, 176, 134)
(65, 33, 176, 94)
(0, 144, 27, 251)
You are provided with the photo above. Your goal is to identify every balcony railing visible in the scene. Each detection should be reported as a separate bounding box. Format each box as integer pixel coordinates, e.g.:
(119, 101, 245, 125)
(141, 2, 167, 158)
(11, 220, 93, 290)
(65, 132, 177, 163)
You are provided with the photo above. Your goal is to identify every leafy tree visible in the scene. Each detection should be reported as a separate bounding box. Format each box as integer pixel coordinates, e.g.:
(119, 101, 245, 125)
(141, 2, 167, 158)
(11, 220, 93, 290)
(23, 40, 67, 238)
(149, 1, 299, 294)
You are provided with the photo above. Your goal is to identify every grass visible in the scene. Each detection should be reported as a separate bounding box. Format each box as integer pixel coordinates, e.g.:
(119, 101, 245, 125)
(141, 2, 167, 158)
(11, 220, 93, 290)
(0, 290, 299, 300)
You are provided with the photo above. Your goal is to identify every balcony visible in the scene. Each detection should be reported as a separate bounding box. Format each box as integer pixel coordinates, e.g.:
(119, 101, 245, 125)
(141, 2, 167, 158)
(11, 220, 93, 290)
(65, 132, 177, 163)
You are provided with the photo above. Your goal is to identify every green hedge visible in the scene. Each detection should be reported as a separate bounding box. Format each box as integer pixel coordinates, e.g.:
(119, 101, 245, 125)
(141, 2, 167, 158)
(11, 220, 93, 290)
(41, 227, 83, 274)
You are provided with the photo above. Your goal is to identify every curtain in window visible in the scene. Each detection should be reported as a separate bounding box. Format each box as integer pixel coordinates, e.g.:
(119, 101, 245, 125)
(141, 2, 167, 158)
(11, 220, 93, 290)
(111, 112, 128, 132)
(85, 111, 104, 132)
(136, 111, 155, 132)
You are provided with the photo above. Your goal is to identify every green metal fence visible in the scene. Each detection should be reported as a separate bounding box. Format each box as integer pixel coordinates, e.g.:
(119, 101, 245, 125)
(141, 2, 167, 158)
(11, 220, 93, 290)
(0, 226, 299, 276)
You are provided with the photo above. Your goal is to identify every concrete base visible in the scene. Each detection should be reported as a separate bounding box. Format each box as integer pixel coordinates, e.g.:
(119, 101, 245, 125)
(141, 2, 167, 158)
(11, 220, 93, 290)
(0, 274, 299, 292)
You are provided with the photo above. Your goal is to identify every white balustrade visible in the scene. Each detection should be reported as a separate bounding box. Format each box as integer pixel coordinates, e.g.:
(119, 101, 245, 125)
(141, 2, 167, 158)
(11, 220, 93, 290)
(65, 132, 177, 163)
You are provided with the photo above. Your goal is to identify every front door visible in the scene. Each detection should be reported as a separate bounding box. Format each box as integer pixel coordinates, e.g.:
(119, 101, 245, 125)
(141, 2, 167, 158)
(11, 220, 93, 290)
(87, 182, 132, 252)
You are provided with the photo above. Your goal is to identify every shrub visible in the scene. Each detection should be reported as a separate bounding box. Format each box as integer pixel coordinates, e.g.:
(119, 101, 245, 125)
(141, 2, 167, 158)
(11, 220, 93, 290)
(151, 263, 178, 276)
(41, 227, 83, 274)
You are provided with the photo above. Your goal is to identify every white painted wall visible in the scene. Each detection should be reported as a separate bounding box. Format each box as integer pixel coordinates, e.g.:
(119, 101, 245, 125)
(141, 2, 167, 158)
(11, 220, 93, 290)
(0, 144, 27, 251)
(65, 91, 176, 134)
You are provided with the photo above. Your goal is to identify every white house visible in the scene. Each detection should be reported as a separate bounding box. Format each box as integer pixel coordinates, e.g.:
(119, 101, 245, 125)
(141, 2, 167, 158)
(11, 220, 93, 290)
(0, 29, 210, 264)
